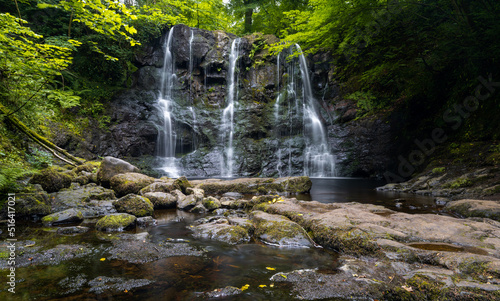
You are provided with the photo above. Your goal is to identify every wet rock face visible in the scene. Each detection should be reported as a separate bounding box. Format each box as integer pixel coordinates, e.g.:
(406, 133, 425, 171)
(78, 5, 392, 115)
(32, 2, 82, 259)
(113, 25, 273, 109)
(328, 115, 394, 177)
(63, 24, 395, 178)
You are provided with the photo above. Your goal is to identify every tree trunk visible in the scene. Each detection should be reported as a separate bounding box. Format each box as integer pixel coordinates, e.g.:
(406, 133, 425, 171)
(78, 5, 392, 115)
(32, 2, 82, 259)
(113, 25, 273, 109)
(244, 7, 253, 33)
(0, 104, 84, 166)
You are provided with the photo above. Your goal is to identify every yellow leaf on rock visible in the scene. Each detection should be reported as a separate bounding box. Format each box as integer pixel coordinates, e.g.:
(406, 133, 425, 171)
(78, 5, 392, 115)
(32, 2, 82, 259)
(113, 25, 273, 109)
(266, 267, 276, 270)
(241, 284, 250, 291)
(259, 284, 267, 288)
(100, 258, 106, 261)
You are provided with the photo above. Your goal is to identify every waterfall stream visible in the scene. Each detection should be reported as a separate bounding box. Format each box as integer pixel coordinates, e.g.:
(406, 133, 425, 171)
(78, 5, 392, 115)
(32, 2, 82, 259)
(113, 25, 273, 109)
(155, 27, 179, 177)
(273, 45, 336, 177)
(220, 38, 241, 177)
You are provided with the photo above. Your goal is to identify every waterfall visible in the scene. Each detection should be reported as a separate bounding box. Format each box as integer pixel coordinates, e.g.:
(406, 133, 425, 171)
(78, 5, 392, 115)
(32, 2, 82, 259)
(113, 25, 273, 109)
(155, 27, 179, 177)
(220, 38, 241, 177)
(188, 30, 194, 105)
(274, 45, 335, 177)
(296, 44, 335, 177)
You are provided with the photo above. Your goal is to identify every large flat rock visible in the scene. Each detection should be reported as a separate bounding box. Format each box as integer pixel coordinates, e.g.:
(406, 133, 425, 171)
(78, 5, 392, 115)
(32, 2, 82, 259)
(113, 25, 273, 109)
(190, 176, 312, 195)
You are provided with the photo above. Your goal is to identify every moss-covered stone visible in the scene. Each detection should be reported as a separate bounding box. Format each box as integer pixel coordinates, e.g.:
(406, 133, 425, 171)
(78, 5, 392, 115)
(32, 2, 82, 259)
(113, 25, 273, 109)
(446, 199, 500, 221)
(139, 181, 176, 194)
(41, 208, 84, 226)
(110, 172, 155, 197)
(97, 156, 140, 187)
(29, 166, 73, 193)
(192, 177, 311, 195)
(202, 196, 221, 210)
(96, 213, 137, 232)
(173, 176, 192, 194)
(142, 192, 177, 209)
(191, 222, 250, 245)
(7, 192, 52, 217)
(114, 194, 154, 217)
(251, 210, 314, 247)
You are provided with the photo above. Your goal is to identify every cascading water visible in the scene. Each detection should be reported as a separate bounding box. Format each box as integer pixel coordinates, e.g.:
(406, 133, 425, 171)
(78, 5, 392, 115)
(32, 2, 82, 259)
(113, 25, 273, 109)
(155, 27, 179, 177)
(220, 38, 241, 177)
(274, 45, 335, 177)
(188, 30, 194, 105)
(296, 44, 335, 177)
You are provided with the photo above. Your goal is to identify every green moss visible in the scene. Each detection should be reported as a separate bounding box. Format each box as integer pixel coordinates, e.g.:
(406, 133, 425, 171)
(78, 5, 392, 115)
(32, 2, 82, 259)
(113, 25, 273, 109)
(29, 166, 73, 192)
(114, 194, 154, 217)
(96, 213, 137, 231)
(431, 167, 445, 174)
(217, 225, 249, 244)
(384, 273, 500, 300)
(445, 177, 473, 189)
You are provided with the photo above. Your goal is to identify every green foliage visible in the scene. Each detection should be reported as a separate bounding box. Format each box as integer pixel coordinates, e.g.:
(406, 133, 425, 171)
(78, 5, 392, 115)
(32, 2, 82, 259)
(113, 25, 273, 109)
(26, 147, 53, 169)
(345, 91, 378, 113)
(0, 166, 28, 193)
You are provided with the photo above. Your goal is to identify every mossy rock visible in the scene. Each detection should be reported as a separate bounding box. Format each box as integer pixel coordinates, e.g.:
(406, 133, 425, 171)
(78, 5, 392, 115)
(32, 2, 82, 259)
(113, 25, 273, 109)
(97, 156, 140, 187)
(5, 192, 52, 217)
(173, 176, 192, 194)
(202, 196, 221, 210)
(114, 194, 154, 217)
(177, 194, 198, 211)
(192, 222, 250, 245)
(251, 210, 314, 247)
(96, 213, 137, 232)
(29, 166, 73, 193)
(41, 208, 84, 226)
(142, 192, 177, 209)
(446, 199, 500, 221)
(110, 172, 155, 197)
(140, 181, 176, 194)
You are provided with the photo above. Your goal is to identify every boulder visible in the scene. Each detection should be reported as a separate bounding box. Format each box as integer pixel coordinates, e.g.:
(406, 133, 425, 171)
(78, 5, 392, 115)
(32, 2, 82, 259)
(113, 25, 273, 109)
(251, 210, 314, 247)
(177, 194, 198, 211)
(114, 194, 154, 217)
(142, 192, 177, 209)
(97, 157, 140, 187)
(136, 216, 157, 227)
(140, 181, 175, 194)
(446, 199, 500, 221)
(173, 176, 192, 194)
(110, 172, 155, 197)
(202, 196, 221, 210)
(191, 218, 250, 245)
(29, 166, 73, 193)
(7, 192, 51, 217)
(49, 184, 116, 212)
(191, 177, 311, 195)
(41, 209, 84, 226)
(95, 213, 137, 231)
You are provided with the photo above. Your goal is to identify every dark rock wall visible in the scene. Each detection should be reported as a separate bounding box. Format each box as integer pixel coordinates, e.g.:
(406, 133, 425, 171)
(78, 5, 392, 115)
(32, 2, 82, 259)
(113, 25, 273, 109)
(63, 24, 395, 178)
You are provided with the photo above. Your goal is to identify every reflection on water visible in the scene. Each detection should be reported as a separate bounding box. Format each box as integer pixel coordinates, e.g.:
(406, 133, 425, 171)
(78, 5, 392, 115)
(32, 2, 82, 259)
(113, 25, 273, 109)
(300, 178, 439, 214)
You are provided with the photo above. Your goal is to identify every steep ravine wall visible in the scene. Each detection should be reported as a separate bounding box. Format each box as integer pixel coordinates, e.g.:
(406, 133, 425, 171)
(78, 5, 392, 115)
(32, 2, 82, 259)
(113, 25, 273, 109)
(60, 25, 395, 178)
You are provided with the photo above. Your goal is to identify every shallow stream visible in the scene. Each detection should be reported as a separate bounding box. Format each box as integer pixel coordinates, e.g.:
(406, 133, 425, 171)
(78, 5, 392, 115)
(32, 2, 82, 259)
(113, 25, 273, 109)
(0, 178, 438, 300)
